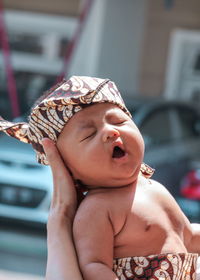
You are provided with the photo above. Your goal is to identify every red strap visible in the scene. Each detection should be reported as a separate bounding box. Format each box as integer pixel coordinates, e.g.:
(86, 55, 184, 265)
(0, 0, 20, 118)
(57, 0, 94, 82)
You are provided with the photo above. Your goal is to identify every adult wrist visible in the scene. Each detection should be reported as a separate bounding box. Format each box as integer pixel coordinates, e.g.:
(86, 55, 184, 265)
(47, 210, 73, 232)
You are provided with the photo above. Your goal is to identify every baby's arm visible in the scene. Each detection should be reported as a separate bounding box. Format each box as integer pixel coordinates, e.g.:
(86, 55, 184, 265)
(150, 179, 200, 255)
(185, 223, 200, 254)
(73, 195, 119, 280)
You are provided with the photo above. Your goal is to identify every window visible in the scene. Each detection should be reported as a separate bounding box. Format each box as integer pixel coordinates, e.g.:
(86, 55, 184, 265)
(7, 32, 43, 55)
(0, 11, 77, 119)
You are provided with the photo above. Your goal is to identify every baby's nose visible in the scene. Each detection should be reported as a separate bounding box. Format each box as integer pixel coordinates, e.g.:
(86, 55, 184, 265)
(102, 127, 120, 142)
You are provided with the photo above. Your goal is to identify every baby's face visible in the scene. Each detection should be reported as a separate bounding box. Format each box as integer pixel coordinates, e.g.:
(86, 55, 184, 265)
(57, 103, 144, 188)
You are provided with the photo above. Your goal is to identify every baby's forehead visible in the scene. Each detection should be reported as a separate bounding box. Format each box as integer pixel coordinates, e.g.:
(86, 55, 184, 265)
(63, 103, 127, 134)
(72, 103, 125, 123)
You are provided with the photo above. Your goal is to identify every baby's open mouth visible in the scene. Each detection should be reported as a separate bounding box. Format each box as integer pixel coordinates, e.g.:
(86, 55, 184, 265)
(112, 146, 125, 158)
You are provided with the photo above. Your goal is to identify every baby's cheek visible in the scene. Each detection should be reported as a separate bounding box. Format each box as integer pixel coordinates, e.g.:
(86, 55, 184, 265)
(135, 132, 145, 151)
(138, 132, 145, 148)
(129, 131, 145, 156)
(84, 142, 100, 158)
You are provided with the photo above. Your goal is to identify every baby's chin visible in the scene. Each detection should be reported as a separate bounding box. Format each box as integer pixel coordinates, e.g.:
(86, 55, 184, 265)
(79, 175, 138, 190)
(73, 164, 141, 189)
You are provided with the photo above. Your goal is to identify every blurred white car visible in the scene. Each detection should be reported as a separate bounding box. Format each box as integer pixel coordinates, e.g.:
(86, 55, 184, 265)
(0, 134, 52, 226)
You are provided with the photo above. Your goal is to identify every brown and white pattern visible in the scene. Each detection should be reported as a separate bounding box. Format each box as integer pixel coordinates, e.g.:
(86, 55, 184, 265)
(113, 253, 198, 280)
(0, 116, 30, 143)
(0, 76, 131, 165)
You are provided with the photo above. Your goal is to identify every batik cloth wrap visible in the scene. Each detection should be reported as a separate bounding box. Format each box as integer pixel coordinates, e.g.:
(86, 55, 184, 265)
(0, 76, 133, 165)
(196, 257, 200, 280)
(113, 253, 198, 280)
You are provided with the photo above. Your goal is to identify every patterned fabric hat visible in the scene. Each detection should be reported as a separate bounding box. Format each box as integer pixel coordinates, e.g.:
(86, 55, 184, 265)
(0, 76, 132, 165)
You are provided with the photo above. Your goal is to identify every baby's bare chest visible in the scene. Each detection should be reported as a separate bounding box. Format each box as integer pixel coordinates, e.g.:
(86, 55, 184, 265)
(112, 185, 185, 256)
(116, 193, 170, 238)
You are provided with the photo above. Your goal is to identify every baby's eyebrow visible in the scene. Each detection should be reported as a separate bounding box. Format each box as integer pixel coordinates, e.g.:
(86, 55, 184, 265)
(106, 110, 125, 120)
(77, 120, 94, 131)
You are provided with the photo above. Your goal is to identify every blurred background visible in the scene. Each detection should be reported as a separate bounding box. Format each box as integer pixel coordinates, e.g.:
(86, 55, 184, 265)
(0, 0, 200, 278)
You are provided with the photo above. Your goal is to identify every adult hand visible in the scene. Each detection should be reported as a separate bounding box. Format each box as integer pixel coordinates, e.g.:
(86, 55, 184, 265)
(42, 138, 77, 223)
(43, 138, 83, 280)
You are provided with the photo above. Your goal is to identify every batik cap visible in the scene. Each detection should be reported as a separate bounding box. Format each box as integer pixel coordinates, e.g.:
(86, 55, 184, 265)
(0, 76, 132, 165)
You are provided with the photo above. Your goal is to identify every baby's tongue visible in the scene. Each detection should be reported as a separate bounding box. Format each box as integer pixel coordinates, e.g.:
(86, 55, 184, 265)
(112, 146, 125, 158)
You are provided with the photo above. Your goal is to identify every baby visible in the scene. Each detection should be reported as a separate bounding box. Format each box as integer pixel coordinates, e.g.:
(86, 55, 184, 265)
(1, 76, 200, 280)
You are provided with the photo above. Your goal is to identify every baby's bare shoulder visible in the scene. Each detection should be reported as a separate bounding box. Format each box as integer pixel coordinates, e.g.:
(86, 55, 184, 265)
(147, 178, 185, 215)
(73, 191, 116, 237)
(138, 177, 182, 211)
(148, 178, 174, 196)
(148, 178, 167, 188)
(75, 189, 128, 235)
(76, 191, 113, 219)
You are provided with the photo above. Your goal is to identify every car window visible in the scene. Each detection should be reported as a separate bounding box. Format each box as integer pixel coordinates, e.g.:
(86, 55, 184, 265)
(177, 108, 200, 140)
(140, 108, 172, 147)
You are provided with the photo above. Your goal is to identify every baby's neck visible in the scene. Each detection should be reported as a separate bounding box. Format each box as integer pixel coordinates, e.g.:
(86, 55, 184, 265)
(86, 175, 143, 194)
(87, 183, 133, 191)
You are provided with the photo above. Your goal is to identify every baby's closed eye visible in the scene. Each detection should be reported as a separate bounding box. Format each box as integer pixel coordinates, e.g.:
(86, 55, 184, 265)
(80, 131, 96, 141)
(108, 114, 128, 125)
(113, 119, 127, 125)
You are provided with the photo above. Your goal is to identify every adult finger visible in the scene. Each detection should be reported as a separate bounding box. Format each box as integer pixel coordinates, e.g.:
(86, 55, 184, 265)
(42, 138, 77, 219)
(42, 138, 70, 181)
(42, 138, 75, 193)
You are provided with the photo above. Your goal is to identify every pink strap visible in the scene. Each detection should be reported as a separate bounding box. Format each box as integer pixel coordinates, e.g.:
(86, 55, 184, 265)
(0, 0, 20, 118)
